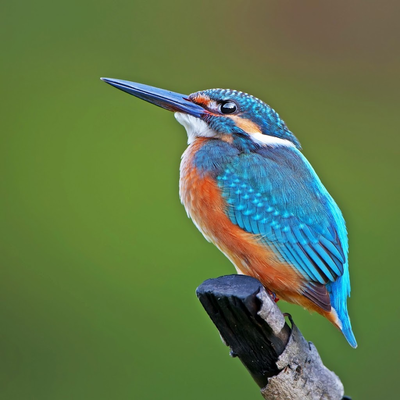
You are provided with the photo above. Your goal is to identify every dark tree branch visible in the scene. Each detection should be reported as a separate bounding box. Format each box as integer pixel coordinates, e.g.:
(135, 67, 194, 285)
(196, 275, 348, 400)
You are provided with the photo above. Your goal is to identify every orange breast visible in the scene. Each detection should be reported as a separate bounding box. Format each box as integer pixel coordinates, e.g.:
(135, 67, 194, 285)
(179, 138, 304, 297)
(179, 138, 341, 330)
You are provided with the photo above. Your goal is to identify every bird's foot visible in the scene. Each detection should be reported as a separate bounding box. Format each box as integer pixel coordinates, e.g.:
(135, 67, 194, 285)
(266, 288, 279, 303)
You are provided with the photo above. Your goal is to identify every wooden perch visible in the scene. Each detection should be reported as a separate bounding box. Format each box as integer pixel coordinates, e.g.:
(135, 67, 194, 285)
(196, 275, 350, 400)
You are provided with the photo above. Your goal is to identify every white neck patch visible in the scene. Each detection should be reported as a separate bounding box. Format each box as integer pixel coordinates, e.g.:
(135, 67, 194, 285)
(249, 131, 295, 147)
(174, 113, 217, 144)
(174, 112, 294, 148)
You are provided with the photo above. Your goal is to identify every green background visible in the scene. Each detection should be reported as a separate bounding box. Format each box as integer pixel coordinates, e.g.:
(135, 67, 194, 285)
(1, 1, 399, 399)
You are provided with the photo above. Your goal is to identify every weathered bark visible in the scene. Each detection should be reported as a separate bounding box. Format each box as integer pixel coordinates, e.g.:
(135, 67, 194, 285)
(196, 275, 349, 400)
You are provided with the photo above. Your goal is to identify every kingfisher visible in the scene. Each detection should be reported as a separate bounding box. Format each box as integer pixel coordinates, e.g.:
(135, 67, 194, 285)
(101, 77, 357, 348)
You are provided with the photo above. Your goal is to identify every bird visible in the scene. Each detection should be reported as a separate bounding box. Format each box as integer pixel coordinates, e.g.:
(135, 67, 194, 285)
(101, 77, 357, 348)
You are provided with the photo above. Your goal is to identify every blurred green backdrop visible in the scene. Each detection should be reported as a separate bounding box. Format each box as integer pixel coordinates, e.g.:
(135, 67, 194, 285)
(1, 1, 399, 399)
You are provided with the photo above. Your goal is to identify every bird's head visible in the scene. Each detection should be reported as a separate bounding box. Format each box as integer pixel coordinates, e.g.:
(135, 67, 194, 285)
(101, 78, 301, 150)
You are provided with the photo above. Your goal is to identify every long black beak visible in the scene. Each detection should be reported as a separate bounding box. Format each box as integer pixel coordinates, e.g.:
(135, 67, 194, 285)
(101, 78, 205, 118)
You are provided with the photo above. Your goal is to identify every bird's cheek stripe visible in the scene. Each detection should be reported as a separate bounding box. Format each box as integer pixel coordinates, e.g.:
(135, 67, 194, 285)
(229, 115, 262, 135)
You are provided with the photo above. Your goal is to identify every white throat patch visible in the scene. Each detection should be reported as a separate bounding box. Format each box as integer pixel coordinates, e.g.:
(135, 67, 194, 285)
(174, 113, 217, 144)
(174, 112, 294, 148)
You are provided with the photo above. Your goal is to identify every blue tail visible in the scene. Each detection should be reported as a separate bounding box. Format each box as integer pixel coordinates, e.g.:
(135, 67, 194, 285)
(342, 324, 357, 348)
(327, 271, 357, 348)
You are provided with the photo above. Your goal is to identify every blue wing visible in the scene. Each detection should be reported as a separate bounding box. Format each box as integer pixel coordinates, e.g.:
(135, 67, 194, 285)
(217, 147, 348, 310)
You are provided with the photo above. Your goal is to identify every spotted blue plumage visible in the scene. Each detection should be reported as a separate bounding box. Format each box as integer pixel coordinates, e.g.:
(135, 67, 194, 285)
(194, 142, 356, 348)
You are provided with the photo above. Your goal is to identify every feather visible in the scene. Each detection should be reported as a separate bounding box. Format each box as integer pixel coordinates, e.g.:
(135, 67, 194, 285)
(303, 283, 331, 312)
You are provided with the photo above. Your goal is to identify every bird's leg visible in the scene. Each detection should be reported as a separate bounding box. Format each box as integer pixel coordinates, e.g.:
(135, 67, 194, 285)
(266, 287, 280, 303)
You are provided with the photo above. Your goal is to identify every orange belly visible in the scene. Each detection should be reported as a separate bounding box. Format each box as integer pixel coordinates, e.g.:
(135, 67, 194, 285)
(179, 138, 341, 330)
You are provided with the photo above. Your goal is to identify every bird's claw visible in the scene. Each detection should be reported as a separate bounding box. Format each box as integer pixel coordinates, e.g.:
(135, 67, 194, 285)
(266, 288, 279, 303)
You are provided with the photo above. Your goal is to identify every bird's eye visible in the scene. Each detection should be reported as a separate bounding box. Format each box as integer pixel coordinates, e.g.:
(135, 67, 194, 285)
(220, 101, 237, 114)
